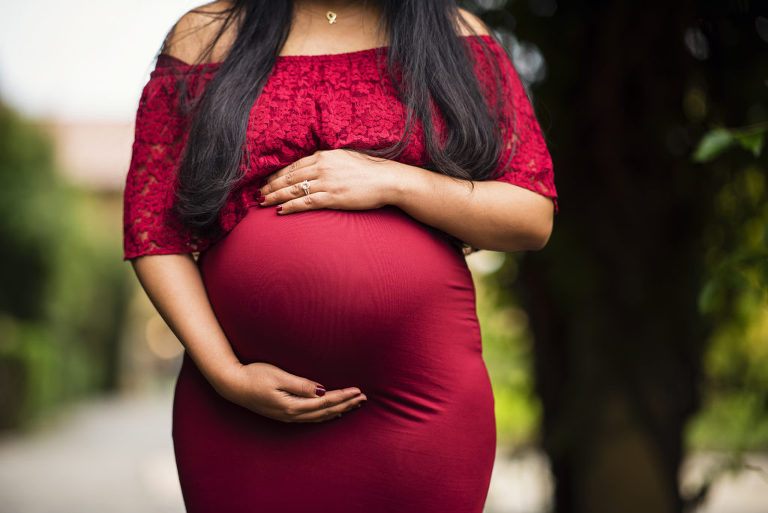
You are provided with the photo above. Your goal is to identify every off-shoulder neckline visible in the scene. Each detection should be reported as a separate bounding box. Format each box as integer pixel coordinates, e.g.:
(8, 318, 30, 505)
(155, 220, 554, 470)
(156, 34, 497, 69)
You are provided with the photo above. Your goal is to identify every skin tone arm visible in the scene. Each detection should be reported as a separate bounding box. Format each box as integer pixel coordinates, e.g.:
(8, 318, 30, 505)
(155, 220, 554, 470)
(387, 161, 554, 252)
(258, 149, 554, 253)
(130, 253, 368, 422)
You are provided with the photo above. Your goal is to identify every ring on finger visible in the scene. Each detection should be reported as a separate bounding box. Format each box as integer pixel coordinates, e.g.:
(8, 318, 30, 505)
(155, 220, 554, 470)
(300, 179, 311, 196)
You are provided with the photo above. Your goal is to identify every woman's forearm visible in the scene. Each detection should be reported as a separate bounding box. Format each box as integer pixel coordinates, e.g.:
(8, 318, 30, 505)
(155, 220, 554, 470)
(130, 253, 241, 394)
(384, 161, 554, 253)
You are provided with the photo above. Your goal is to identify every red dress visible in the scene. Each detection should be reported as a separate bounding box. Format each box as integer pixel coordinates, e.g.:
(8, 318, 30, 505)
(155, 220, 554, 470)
(123, 34, 557, 513)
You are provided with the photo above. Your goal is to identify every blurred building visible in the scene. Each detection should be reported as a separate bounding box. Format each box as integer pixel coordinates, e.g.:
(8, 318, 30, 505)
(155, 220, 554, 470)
(45, 121, 133, 191)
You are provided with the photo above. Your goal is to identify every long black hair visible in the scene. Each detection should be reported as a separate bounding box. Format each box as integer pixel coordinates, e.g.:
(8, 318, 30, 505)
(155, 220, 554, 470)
(162, 0, 513, 245)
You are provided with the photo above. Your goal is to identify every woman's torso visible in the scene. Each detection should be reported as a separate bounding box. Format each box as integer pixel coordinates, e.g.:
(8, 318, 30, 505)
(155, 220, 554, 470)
(168, 12, 498, 511)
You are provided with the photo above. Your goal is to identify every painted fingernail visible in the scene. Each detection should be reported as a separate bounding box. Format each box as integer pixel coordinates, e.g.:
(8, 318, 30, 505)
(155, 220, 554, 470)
(276, 205, 282, 213)
(315, 385, 326, 396)
(257, 196, 266, 203)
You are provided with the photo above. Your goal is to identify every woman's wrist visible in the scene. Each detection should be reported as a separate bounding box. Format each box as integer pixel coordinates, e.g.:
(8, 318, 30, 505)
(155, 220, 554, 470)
(196, 354, 244, 398)
(382, 160, 428, 208)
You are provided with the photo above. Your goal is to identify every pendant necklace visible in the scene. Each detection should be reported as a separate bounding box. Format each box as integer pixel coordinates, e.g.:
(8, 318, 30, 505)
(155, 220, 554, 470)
(297, 4, 364, 25)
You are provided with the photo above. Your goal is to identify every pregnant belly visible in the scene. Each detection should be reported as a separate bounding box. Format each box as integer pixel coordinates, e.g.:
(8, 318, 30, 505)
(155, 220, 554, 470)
(197, 204, 482, 394)
(174, 204, 496, 513)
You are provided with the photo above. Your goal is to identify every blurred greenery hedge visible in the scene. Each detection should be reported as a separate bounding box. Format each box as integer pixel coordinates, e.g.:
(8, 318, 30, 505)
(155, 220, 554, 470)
(0, 103, 132, 431)
(685, 124, 768, 451)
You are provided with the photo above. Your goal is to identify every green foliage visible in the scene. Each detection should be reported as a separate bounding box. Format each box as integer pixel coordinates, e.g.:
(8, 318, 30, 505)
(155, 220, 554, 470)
(688, 123, 768, 451)
(0, 105, 62, 320)
(473, 255, 541, 446)
(0, 103, 132, 431)
(692, 123, 766, 163)
(688, 285, 768, 450)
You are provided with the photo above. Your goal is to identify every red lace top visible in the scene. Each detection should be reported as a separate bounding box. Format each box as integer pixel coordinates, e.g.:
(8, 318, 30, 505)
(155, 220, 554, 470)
(123, 34, 558, 260)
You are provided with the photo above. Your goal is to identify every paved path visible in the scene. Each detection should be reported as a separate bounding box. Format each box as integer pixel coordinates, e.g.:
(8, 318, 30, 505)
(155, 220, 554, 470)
(0, 383, 183, 513)
(0, 385, 765, 513)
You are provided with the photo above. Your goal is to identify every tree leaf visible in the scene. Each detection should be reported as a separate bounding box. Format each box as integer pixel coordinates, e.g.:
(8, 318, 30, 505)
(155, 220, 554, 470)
(698, 279, 721, 314)
(692, 128, 735, 162)
(733, 129, 765, 158)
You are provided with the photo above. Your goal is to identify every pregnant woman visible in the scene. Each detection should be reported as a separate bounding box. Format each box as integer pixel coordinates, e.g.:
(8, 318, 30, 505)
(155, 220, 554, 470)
(123, 0, 558, 511)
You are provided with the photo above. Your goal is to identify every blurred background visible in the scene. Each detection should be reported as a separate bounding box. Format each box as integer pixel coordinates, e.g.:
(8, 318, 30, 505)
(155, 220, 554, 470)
(0, 0, 766, 512)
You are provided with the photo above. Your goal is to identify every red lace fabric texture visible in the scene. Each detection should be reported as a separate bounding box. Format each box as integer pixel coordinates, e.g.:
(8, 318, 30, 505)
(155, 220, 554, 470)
(123, 34, 558, 260)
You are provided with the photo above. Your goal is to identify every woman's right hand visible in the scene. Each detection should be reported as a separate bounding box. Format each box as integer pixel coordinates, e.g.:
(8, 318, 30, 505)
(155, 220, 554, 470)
(216, 361, 368, 423)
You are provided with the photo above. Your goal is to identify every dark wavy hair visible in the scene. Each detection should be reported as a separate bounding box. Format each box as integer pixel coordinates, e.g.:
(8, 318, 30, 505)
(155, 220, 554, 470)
(161, 0, 513, 249)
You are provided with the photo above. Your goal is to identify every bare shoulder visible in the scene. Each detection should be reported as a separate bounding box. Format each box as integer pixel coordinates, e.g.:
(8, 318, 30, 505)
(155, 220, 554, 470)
(162, 1, 238, 64)
(454, 7, 492, 37)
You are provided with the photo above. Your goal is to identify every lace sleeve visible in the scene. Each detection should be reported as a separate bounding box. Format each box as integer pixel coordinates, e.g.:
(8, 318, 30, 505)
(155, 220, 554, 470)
(479, 38, 559, 214)
(122, 57, 218, 260)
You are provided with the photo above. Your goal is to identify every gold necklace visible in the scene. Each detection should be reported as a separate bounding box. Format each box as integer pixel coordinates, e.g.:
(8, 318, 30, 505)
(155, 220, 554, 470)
(297, 3, 365, 25)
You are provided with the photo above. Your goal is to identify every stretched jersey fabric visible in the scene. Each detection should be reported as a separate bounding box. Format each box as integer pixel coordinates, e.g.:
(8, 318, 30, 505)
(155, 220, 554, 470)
(122, 34, 557, 513)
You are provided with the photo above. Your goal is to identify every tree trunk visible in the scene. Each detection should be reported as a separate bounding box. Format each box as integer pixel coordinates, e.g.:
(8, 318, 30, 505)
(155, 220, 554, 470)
(499, 1, 720, 511)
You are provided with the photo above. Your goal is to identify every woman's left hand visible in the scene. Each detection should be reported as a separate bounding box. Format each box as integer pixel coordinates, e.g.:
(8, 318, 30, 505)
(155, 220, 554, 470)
(257, 149, 397, 214)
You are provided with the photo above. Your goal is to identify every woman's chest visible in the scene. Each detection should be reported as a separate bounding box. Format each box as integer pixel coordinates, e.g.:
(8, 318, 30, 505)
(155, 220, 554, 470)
(242, 60, 445, 175)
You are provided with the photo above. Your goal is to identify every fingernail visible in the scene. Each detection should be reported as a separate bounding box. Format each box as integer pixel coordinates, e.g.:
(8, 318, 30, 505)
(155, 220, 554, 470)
(256, 189, 262, 196)
(276, 205, 282, 213)
(315, 385, 326, 396)
(257, 196, 266, 203)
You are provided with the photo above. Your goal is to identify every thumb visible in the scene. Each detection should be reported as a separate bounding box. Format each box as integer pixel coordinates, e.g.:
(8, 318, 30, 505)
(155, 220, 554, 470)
(278, 371, 326, 398)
